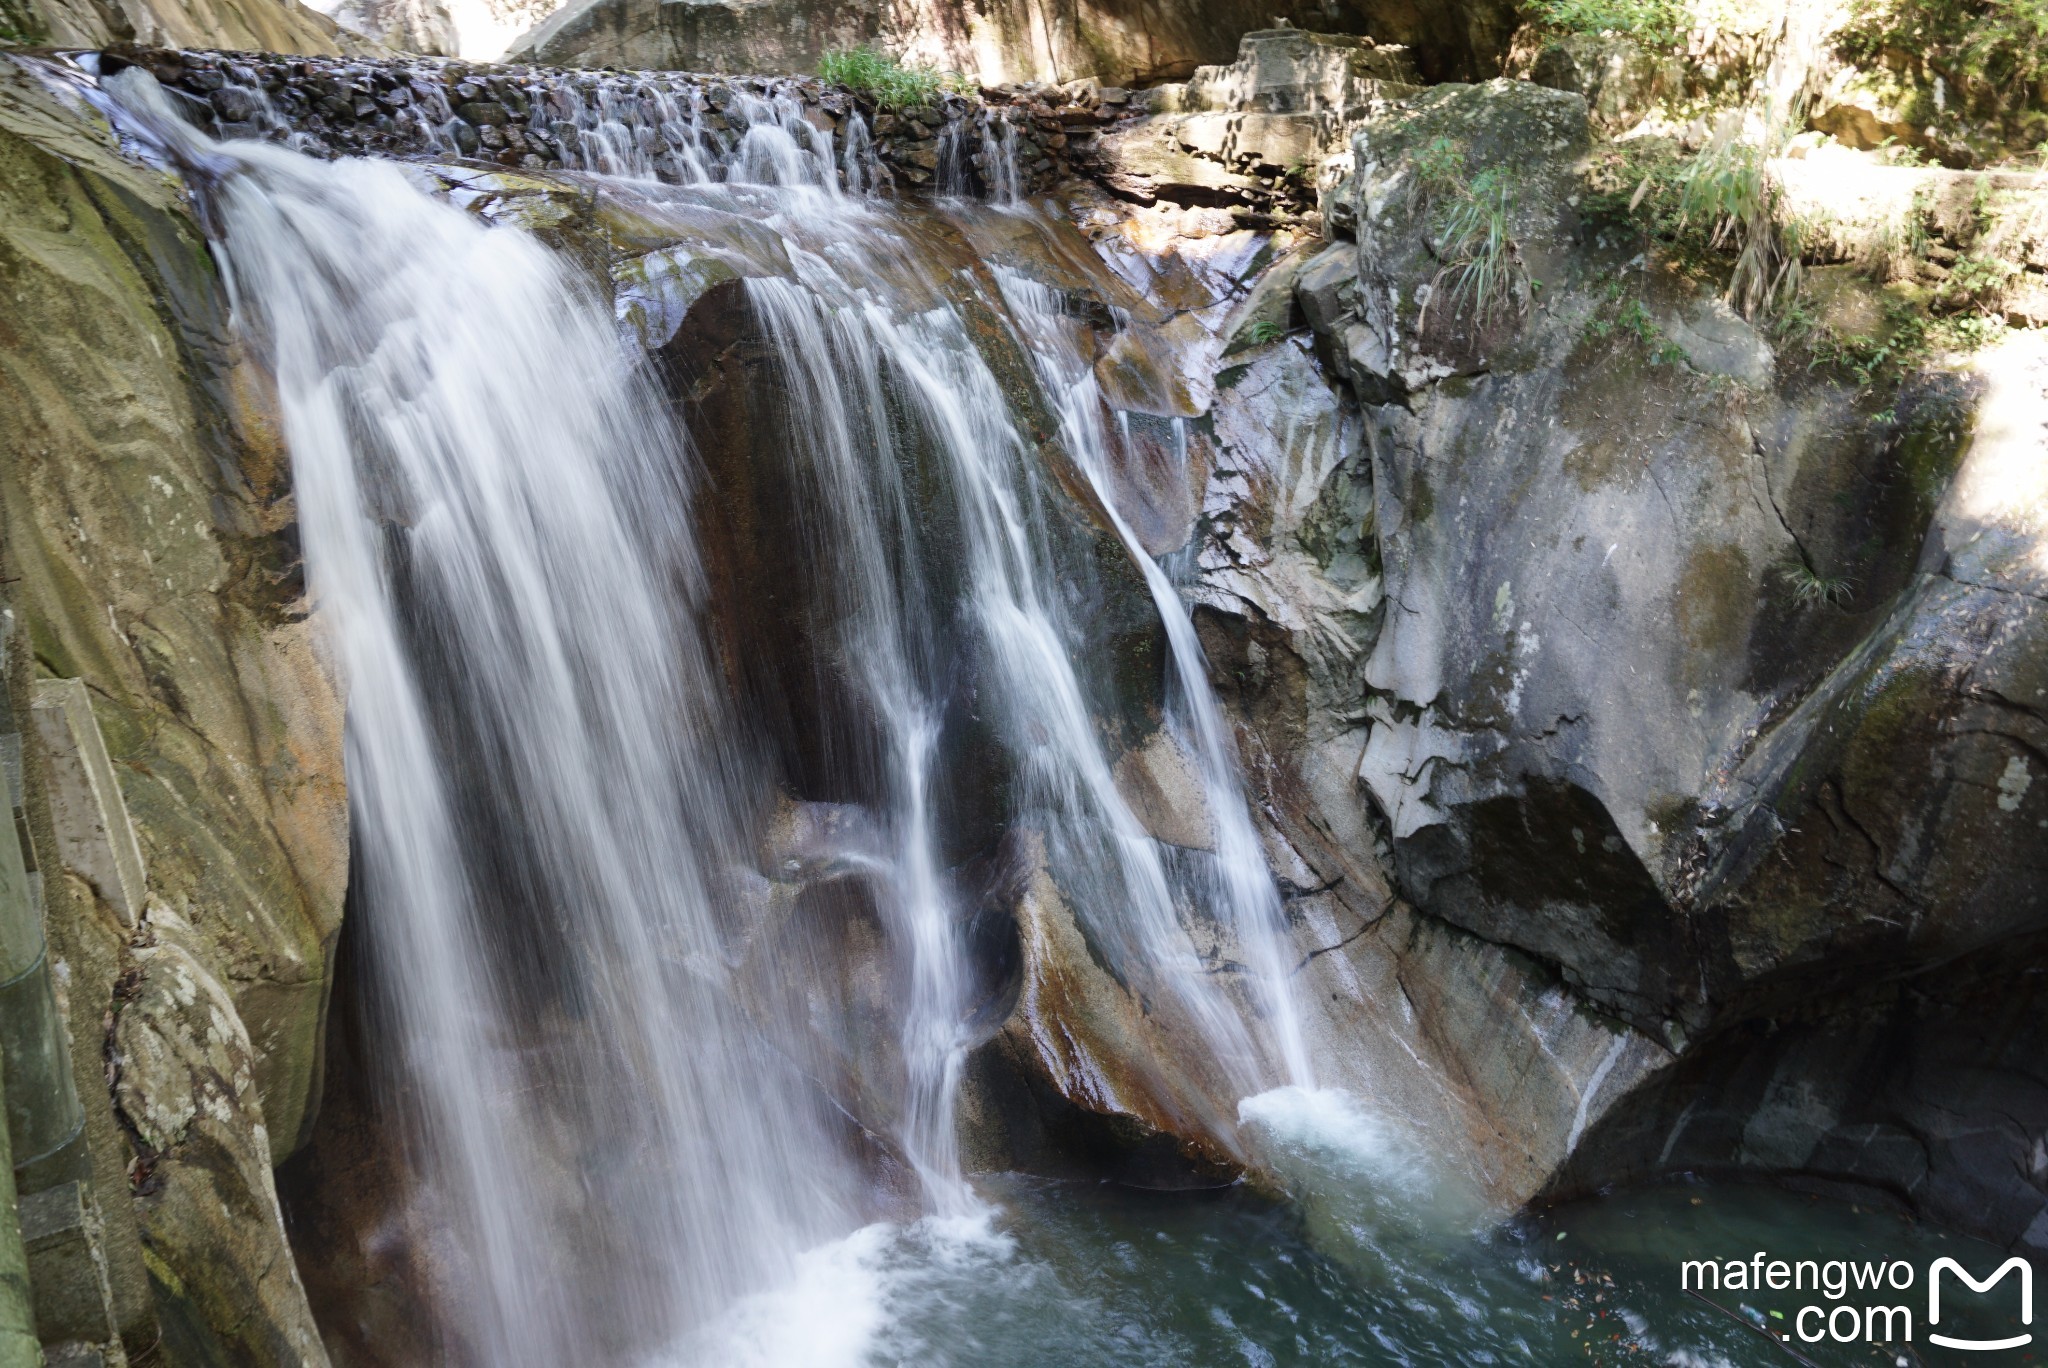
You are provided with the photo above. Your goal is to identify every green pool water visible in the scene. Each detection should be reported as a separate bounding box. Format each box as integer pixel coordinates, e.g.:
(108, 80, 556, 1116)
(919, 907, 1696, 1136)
(688, 1091, 2032, 1367)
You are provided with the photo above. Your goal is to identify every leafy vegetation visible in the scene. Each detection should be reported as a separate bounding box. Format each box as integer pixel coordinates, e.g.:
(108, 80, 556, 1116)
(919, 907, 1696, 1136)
(1775, 560, 1857, 609)
(1839, 0, 2048, 99)
(1774, 293, 1926, 386)
(1529, 0, 1689, 46)
(817, 48, 951, 109)
(1940, 252, 2023, 313)
(1582, 292, 1689, 365)
(1414, 157, 1532, 330)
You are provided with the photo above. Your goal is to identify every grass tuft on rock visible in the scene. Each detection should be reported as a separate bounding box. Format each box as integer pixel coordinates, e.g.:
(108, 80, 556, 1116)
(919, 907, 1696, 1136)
(818, 48, 950, 109)
(1424, 166, 1532, 329)
(1776, 560, 1857, 609)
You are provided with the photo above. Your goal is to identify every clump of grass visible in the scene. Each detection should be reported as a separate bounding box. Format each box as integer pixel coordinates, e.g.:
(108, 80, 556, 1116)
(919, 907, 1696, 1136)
(1423, 167, 1531, 329)
(1582, 293, 1689, 364)
(818, 48, 949, 110)
(1776, 559, 1857, 608)
(1246, 318, 1288, 344)
(1531, 0, 1689, 47)
(1677, 128, 1802, 318)
(1408, 136, 1469, 211)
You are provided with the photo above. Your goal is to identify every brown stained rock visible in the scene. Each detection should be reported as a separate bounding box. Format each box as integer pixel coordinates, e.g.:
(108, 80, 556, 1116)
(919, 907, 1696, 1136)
(959, 841, 1244, 1185)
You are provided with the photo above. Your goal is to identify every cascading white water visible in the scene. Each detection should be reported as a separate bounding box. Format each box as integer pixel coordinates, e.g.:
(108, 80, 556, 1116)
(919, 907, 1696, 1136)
(704, 209, 1286, 1112)
(732, 269, 973, 1213)
(995, 275, 1314, 1088)
(101, 53, 1314, 1362)
(103, 70, 866, 1365)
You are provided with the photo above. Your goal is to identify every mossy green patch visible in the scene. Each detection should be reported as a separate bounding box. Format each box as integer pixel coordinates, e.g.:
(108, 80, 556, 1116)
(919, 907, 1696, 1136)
(1675, 542, 1753, 658)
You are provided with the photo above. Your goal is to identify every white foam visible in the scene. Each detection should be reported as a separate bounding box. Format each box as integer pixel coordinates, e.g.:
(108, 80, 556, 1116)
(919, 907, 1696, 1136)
(671, 1225, 893, 1368)
(668, 1208, 1020, 1368)
(1238, 1085, 1433, 1193)
(1237, 1086, 1487, 1257)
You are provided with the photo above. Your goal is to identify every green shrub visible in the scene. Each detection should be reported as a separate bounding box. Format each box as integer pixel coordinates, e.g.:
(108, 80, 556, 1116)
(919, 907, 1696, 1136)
(1840, 0, 2048, 99)
(1530, 0, 1689, 47)
(818, 48, 948, 109)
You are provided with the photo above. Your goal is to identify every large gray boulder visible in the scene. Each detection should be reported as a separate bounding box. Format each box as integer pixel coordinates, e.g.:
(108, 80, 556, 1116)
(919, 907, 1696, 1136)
(0, 61, 347, 1360)
(1251, 73, 2047, 1248)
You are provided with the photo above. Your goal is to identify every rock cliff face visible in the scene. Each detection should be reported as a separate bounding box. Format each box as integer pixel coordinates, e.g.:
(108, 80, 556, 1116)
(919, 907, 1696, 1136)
(5, 0, 354, 60)
(513, 0, 1383, 87)
(0, 57, 344, 1363)
(1124, 45, 2048, 1250)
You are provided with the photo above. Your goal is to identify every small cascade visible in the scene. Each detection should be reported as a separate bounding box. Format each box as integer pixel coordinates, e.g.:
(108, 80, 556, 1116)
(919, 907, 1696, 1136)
(997, 274, 1314, 1089)
(935, 107, 1022, 204)
(839, 109, 879, 195)
(982, 112, 1023, 205)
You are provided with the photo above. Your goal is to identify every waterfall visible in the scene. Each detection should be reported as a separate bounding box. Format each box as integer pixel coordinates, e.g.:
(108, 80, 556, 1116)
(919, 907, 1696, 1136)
(104, 70, 864, 1365)
(101, 56, 1312, 1361)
